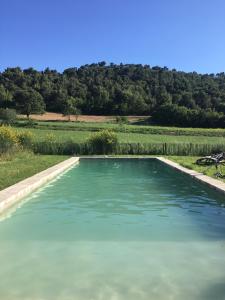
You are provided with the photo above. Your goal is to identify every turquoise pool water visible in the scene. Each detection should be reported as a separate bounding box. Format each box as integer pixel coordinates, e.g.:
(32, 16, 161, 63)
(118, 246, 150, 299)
(0, 159, 225, 300)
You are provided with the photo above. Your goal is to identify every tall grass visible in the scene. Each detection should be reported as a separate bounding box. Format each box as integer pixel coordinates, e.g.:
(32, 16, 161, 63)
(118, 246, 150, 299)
(33, 141, 225, 156)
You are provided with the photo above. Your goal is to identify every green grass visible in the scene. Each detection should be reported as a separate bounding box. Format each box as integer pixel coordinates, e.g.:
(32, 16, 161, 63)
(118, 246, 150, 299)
(13, 121, 225, 156)
(0, 152, 68, 190)
(16, 120, 225, 137)
(168, 156, 225, 182)
(16, 127, 225, 145)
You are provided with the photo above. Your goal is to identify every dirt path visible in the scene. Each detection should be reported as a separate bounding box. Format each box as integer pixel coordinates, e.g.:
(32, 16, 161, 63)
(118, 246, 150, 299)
(18, 112, 149, 123)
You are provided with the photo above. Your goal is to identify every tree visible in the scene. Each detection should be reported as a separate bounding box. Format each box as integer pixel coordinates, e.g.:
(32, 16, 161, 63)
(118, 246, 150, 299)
(15, 88, 45, 119)
(194, 91, 211, 109)
(155, 87, 172, 106)
(0, 85, 13, 108)
(179, 92, 196, 109)
(62, 96, 81, 121)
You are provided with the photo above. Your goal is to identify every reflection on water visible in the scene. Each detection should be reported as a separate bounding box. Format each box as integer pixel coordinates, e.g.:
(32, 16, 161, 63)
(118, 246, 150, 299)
(0, 159, 225, 300)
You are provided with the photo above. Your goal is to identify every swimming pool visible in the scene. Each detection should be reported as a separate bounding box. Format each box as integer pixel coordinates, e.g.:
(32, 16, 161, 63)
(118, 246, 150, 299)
(0, 159, 225, 300)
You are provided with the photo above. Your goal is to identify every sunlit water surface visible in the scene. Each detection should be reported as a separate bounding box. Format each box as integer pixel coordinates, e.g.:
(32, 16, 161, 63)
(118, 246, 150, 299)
(0, 159, 225, 300)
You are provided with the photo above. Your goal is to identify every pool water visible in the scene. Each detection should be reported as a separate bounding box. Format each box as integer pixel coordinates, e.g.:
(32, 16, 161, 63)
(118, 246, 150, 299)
(0, 159, 225, 300)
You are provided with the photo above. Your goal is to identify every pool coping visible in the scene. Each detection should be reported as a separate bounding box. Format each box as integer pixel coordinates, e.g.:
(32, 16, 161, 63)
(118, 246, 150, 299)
(0, 157, 79, 214)
(157, 157, 225, 195)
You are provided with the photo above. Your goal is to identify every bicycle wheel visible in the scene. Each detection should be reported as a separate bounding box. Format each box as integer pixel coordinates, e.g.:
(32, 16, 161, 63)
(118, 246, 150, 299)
(196, 157, 216, 165)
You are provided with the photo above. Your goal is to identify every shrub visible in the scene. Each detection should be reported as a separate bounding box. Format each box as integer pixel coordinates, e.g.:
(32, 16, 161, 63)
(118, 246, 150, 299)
(116, 116, 128, 124)
(0, 108, 17, 125)
(0, 126, 18, 154)
(17, 131, 34, 149)
(88, 130, 118, 154)
(46, 133, 56, 143)
(23, 118, 37, 128)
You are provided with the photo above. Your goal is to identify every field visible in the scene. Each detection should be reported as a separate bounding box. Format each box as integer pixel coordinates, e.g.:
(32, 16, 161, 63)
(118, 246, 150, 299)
(15, 117, 225, 144)
(16, 127, 225, 144)
(13, 117, 225, 156)
(18, 119, 225, 136)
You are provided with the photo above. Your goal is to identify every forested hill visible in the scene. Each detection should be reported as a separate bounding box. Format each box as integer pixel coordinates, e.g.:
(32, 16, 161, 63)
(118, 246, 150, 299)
(1, 62, 225, 126)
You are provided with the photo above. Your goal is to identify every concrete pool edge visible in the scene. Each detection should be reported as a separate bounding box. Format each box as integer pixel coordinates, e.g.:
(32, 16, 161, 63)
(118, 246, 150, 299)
(157, 157, 225, 195)
(0, 157, 79, 214)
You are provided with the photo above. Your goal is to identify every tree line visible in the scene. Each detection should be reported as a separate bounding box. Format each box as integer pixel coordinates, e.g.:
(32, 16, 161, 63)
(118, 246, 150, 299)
(0, 62, 225, 127)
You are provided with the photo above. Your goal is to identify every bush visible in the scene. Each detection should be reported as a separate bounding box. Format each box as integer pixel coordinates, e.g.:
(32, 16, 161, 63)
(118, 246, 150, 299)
(17, 131, 34, 149)
(116, 116, 128, 124)
(0, 126, 18, 154)
(0, 108, 17, 125)
(23, 118, 37, 128)
(88, 130, 118, 154)
(45, 133, 56, 143)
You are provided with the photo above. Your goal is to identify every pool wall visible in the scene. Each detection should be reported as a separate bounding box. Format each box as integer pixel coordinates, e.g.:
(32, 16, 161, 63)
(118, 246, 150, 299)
(0, 157, 79, 214)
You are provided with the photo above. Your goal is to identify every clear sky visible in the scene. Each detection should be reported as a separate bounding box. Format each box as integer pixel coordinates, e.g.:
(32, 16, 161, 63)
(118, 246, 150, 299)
(1, 0, 225, 73)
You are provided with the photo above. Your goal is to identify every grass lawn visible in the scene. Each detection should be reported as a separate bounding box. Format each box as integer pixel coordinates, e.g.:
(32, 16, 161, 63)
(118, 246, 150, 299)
(168, 156, 225, 182)
(16, 127, 225, 145)
(0, 152, 69, 190)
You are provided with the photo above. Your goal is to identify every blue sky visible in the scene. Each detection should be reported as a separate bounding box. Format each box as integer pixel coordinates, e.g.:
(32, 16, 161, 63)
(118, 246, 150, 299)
(1, 0, 225, 73)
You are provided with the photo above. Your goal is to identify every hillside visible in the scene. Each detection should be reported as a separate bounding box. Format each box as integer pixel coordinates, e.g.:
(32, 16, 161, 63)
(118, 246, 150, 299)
(1, 63, 225, 127)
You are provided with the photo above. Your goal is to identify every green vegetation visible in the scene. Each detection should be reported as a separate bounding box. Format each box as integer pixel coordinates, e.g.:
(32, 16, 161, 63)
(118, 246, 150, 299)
(62, 96, 81, 121)
(0, 126, 19, 154)
(168, 156, 225, 182)
(17, 131, 34, 149)
(31, 140, 225, 156)
(0, 108, 16, 125)
(0, 152, 68, 190)
(12, 121, 225, 156)
(15, 88, 45, 118)
(0, 126, 33, 154)
(152, 104, 225, 128)
(15, 126, 225, 144)
(17, 120, 225, 137)
(0, 125, 68, 190)
(1, 63, 225, 127)
(88, 130, 118, 154)
(1, 121, 224, 156)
